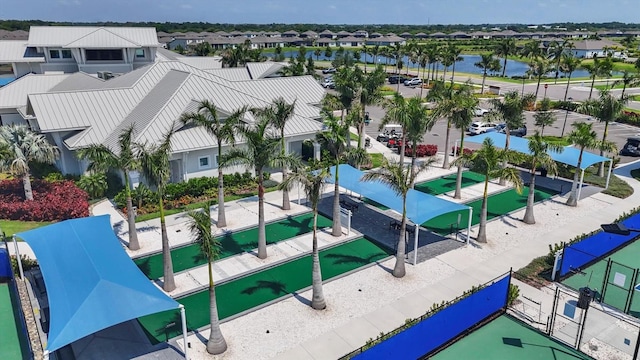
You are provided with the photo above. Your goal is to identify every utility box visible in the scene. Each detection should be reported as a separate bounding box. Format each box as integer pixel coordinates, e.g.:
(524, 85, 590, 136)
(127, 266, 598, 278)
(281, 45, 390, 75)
(488, 85, 500, 95)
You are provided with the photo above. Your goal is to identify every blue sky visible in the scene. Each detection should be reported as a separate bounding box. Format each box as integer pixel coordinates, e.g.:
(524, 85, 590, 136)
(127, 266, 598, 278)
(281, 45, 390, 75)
(2, 0, 640, 24)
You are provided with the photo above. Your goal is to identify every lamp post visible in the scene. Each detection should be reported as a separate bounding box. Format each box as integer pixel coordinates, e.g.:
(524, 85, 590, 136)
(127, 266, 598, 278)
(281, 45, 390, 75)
(600, 223, 640, 235)
(561, 97, 573, 137)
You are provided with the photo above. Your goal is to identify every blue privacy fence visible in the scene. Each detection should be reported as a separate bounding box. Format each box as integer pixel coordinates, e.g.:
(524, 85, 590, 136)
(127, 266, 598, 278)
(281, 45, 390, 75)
(0, 248, 13, 279)
(559, 213, 640, 278)
(349, 272, 511, 360)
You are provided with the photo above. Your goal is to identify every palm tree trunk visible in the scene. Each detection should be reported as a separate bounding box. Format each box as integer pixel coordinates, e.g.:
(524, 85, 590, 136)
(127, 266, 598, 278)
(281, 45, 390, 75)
(502, 57, 508, 78)
(421, 65, 426, 97)
(257, 169, 267, 259)
(332, 165, 341, 237)
(160, 197, 176, 292)
(394, 201, 408, 278)
(454, 130, 465, 199)
(566, 151, 583, 207)
(589, 75, 596, 100)
(500, 129, 511, 186)
(22, 174, 34, 201)
(621, 84, 627, 99)
(123, 171, 140, 250)
(481, 71, 487, 94)
(281, 136, 290, 210)
(451, 62, 457, 84)
(598, 121, 609, 177)
(535, 75, 542, 99)
(311, 209, 326, 309)
(410, 140, 417, 188)
(206, 261, 227, 354)
(564, 73, 572, 101)
(523, 169, 536, 224)
(399, 133, 407, 166)
(477, 177, 489, 243)
(555, 59, 561, 84)
(442, 67, 448, 83)
(217, 159, 227, 227)
(443, 120, 451, 168)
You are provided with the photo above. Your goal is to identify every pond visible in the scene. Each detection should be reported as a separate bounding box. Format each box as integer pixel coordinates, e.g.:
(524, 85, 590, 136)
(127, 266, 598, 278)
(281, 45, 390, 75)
(265, 51, 596, 79)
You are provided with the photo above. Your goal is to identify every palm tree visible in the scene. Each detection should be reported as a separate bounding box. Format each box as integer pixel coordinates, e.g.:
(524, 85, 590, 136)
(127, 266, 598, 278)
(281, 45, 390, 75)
(362, 158, 433, 277)
(360, 44, 369, 72)
(186, 203, 227, 354)
(495, 38, 516, 78)
(356, 65, 386, 149)
(453, 138, 523, 243)
(560, 54, 581, 101)
(404, 96, 435, 185)
(522, 132, 563, 224)
(77, 125, 141, 250)
(520, 40, 544, 64)
(446, 43, 463, 84)
(381, 93, 411, 166)
(136, 125, 177, 292)
(565, 122, 616, 206)
(426, 81, 455, 169)
(425, 43, 440, 83)
(432, 84, 478, 199)
(316, 114, 366, 237)
(547, 40, 574, 84)
(583, 55, 613, 100)
(533, 97, 555, 136)
(313, 48, 321, 61)
(0, 125, 59, 201)
(578, 90, 626, 176)
(613, 70, 640, 99)
(251, 98, 297, 210)
(334, 66, 363, 124)
(223, 117, 298, 258)
(279, 166, 329, 309)
(489, 91, 535, 185)
(474, 53, 501, 94)
(530, 58, 552, 99)
(179, 101, 246, 228)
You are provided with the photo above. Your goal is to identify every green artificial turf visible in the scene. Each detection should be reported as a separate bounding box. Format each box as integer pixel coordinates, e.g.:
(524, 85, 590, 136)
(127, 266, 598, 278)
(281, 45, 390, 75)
(432, 315, 590, 360)
(137, 238, 391, 343)
(362, 198, 390, 210)
(0, 283, 30, 360)
(414, 171, 486, 195)
(423, 187, 558, 235)
(135, 213, 333, 280)
(562, 238, 640, 318)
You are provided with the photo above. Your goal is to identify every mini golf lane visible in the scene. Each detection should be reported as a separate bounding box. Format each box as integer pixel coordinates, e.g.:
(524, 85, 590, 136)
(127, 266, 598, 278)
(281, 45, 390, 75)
(135, 212, 333, 280)
(137, 238, 392, 343)
(423, 187, 558, 235)
(414, 171, 486, 195)
(0, 283, 30, 360)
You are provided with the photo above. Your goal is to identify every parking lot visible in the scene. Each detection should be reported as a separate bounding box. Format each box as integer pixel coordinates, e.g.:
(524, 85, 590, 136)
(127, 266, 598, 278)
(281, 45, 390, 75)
(364, 104, 640, 165)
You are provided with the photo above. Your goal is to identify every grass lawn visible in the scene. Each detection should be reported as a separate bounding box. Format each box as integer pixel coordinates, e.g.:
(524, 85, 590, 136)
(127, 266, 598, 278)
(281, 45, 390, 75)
(0, 220, 52, 238)
(630, 95, 640, 102)
(369, 153, 384, 168)
(585, 172, 634, 199)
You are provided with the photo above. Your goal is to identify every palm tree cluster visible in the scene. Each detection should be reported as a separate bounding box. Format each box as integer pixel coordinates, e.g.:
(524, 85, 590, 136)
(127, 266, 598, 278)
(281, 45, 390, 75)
(220, 40, 265, 68)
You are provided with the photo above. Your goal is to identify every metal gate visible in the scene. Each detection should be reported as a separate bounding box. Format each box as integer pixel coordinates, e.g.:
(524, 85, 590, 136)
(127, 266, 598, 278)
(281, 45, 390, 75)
(601, 259, 639, 314)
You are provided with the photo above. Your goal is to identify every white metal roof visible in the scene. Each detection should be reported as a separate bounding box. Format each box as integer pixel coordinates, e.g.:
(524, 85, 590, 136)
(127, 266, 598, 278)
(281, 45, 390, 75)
(246, 62, 285, 79)
(63, 28, 141, 49)
(0, 40, 44, 63)
(205, 68, 252, 81)
(0, 73, 69, 109)
(176, 56, 223, 70)
(49, 72, 104, 92)
(27, 26, 159, 48)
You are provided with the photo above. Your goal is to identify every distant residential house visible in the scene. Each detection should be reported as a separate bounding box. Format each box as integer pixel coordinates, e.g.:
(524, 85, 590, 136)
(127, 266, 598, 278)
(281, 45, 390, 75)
(0, 26, 160, 78)
(300, 30, 318, 39)
(335, 31, 352, 39)
(571, 39, 621, 58)
(282, 30, 299, 38)
(415, 32, 429, 39)
(430, 32, 447, 39)
(470, 31, 491, 39)
(370, 32, 384, 39)
(400, 32, 413, 39)
(366, 35, 406, 47)
(353, 30, 369, 38)
(316, 38, 337, 47)
(448, 31, 471, 39)
(319, 30, 336, 39)
(338, 36, 365, 47)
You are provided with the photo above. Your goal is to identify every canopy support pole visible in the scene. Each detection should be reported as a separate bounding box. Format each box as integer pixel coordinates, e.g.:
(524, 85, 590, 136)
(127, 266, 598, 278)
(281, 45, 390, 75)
(466, 208, 472, 245)
(180, 304, 188, 360)
(605, 160, 613, 189)
(453, 139, 460, 157)
(413, 223, 419, 265)
(577, 169, 585, 202)
(12, 235, 24, 279)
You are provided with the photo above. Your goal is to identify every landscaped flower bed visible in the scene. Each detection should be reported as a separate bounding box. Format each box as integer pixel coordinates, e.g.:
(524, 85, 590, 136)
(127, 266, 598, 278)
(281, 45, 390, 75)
(0, 179, 89, 221)
(404, 144, 438, 157)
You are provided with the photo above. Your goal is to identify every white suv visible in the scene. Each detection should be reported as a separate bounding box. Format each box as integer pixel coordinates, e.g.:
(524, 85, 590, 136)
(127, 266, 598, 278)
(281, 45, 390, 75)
(474, 107, 490, 116)
(404, 78, 422, 86)
(468, 121, 498, 135)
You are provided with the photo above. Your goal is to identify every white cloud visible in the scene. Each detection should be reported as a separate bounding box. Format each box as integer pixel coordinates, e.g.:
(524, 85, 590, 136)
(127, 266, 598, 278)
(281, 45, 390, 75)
(328, 4, 336, 10)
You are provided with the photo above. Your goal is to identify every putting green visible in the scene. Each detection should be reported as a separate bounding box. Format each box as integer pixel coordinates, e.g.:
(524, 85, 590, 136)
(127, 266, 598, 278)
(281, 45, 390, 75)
(415, 171, 486, 195)
(431, 314, 590, 360)
(137, 238, 391, 343)
(135, 213, 332, 280)
(423, 187, 558, 235)
(0, 282, 30, 360)
(562, 239, 640, 318)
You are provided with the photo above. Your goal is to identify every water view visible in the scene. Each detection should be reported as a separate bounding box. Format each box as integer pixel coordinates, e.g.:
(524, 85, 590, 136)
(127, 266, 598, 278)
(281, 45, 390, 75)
(266, 51, 596, 78)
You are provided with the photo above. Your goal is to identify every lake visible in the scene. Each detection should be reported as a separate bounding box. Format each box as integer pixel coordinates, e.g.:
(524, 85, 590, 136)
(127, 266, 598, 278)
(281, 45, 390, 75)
(265, 51, 595, 78)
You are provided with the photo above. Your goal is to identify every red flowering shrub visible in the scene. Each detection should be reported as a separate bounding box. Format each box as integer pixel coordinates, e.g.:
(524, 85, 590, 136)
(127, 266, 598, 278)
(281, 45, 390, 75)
(451, 146, 475, 156)
(0, 179, 89, 221)
(404, 144, 438, 157)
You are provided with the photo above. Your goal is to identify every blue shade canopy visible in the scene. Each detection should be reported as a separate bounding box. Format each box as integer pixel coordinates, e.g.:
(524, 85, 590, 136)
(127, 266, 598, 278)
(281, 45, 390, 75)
(327, 164, 470, 225)
(17, 215, 179, 352)
(465, 132, 610, 170)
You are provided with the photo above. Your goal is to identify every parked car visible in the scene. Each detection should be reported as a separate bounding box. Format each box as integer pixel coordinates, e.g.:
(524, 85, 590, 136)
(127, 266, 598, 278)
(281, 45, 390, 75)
(474, 107, 490, 117)
(404, 77, 422, 86)
(322, 67, 337, 74)
(388, 75, 408, 84)
(620, 137, 640, 156)
(498, 124, 527, 137)
(322, 79, 335, 89)
(468, 121, 498, 135)
(377, 124, 403, 142)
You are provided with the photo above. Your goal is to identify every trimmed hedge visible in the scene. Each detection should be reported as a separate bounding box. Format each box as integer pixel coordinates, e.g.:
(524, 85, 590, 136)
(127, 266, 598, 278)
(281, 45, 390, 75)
(0, 179, 89, 221)
(404, 144, 438, 157)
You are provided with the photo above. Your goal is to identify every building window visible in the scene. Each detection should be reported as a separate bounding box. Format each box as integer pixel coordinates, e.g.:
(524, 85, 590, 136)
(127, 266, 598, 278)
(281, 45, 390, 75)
(61, 50, 72, 59)
(198, 156, 211, 169)
(49, 50, 60, 59)
(85, 49, 124, 61)
(49, 49, 73, 59)
(135, 49, 145, 58)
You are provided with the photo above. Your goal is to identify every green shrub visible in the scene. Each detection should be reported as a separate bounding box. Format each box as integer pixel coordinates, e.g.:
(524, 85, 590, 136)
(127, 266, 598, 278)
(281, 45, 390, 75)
(508, 284, 520, 306)
(10, 255, 38, 275)
(77, 173, 108, 199)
